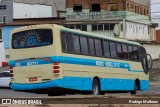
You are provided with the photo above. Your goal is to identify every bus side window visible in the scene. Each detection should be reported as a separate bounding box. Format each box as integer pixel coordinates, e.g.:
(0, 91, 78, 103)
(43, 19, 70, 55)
(133, 46, 139, 61)
(88, 38, 96, 56)
(109, 41, 117, 58)
(73, 34, 81, 54)
(103, 41, 111, 58)
(94, 39, 103, 57)
(122, 44, 129, 60)
(80, 36, 89, 55)
(116, 43, 123, 59)
(61, 32, 67, 52)
(66, 32, 75, 53)
(128, 45, 133, 60)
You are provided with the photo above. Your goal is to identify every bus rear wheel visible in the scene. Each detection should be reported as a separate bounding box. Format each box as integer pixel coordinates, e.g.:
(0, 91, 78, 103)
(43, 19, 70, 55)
(130, 83, 138, 95)
(92, 79, 100, 95)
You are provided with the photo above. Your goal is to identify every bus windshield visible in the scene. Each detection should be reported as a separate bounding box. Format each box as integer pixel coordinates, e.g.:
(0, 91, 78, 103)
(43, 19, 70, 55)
(12, 29, 53, 49)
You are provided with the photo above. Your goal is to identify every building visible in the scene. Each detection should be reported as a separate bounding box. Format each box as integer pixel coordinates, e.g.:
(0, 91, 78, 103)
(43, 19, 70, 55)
(65, 0, 151, 42)
(0, 0, 53, 23)
(14, 0, 66, 18)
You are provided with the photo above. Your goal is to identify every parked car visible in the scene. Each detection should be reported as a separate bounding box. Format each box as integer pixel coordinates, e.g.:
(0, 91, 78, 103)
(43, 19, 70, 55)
(0, 71, 12, 88)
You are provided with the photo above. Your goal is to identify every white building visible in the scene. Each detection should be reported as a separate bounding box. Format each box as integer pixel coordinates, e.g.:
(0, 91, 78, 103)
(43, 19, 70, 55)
(13, 2, 52, 19)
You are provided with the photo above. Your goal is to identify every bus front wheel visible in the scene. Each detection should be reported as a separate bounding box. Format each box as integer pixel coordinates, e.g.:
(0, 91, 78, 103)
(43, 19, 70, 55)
(92, 79, 100, 95)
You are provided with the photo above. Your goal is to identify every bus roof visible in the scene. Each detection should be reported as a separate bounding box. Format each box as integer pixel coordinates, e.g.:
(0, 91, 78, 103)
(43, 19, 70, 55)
(11, 24, 142, 46)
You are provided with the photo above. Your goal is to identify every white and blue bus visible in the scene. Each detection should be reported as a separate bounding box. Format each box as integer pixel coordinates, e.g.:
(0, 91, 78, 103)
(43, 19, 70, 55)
(10, 24, 152, 95)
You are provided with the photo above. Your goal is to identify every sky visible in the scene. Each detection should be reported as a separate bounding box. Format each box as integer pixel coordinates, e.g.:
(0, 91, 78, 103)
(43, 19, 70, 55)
(151, 0, 160, 16)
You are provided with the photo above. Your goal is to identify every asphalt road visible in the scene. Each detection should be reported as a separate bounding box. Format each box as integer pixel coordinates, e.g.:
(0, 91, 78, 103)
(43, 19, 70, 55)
(0, 85, 159, 98)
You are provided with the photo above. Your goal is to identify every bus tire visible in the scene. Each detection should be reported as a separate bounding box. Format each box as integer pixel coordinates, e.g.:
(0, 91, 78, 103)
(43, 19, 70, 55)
(130, 83, 137, 95)
(48, 91, 59, 96)
(92, 79, 100, 95)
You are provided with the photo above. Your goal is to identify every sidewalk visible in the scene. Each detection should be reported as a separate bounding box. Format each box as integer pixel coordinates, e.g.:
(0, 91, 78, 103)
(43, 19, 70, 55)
(150, 81, 160, 86)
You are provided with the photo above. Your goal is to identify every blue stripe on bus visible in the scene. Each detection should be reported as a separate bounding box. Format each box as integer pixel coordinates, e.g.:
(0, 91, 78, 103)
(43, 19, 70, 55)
(9, 56, 143, 72)
(11, 76, 149, 91)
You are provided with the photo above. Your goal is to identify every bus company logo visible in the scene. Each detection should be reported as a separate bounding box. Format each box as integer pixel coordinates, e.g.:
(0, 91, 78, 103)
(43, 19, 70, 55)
(2, 99, 11, 104)
(27, 62, 39, 66)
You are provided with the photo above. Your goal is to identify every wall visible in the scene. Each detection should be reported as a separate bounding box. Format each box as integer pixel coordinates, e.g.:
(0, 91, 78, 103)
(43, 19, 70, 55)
(0, 42, 6, 67)
(14, 0, 66, 17)
(67, 0, 124, 10)
(150, 27, 156, 42)
(13, 2, 52, 19)
(120, 21, 150, 41)
(126, 0, 149, 15)
(0, 1, 13, 23)
(143, 44, 160, 59)
(3, 26, 22, 49)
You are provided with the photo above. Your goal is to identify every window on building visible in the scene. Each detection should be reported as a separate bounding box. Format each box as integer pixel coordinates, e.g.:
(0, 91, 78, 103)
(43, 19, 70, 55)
(73, 34, 81, 54)
(88, 38, 95, 56)
(76, 25, 81, 30)
(108, 3, 118, 11)
(127, 3, 130, 8)
(121, 24, 123, 32)
(91, 4, 100, 12)
(104, 24, 110, 30)
(103, 41, 110, 58)
(63, 25, 87, 31)
(92, 24, 98, 31)
(98, 24, 103, 30)
(92, 24, 116, 31)
(110, 24, 115, 30)
(135, 6, 137, 13)
(80, 36, 89, 55)
(144, 9, 146, 15)
(0, 5, 6, 10)
(122, 44, 129, 59)
(94, 39, 103, 57)
(109, 41, 117, 58)
(117, 43, 123, 59)
(73, 4, 82, 12)
(140, 8, 142, 14)
(69, 25, 75, 29)
(82, 25, 87, 31)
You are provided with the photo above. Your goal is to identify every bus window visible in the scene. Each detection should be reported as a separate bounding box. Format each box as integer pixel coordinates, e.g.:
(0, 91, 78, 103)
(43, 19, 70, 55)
(122, 44, 129, 59)
(117, 43, 123, 59)
(103, 41, 110, 58)
(66, 33, 74, 53)
(12, 29, 53, 49)
(73, 34, 81, 54)
(80, 36, 89, 55)
(94, 39, 103, 57)
(61, 32, 67, 52)
(88, 38, 95, 56)
(133, 46, 139, 61)
(128, 45, 133, 60)
(109, 41, 117, 58)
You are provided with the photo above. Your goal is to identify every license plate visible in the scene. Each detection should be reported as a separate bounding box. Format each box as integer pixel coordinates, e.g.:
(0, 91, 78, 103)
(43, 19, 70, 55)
(29, 77, 37, 82)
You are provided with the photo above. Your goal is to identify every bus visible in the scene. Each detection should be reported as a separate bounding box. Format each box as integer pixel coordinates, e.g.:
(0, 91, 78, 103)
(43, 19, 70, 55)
(9, 24, 152, 96)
